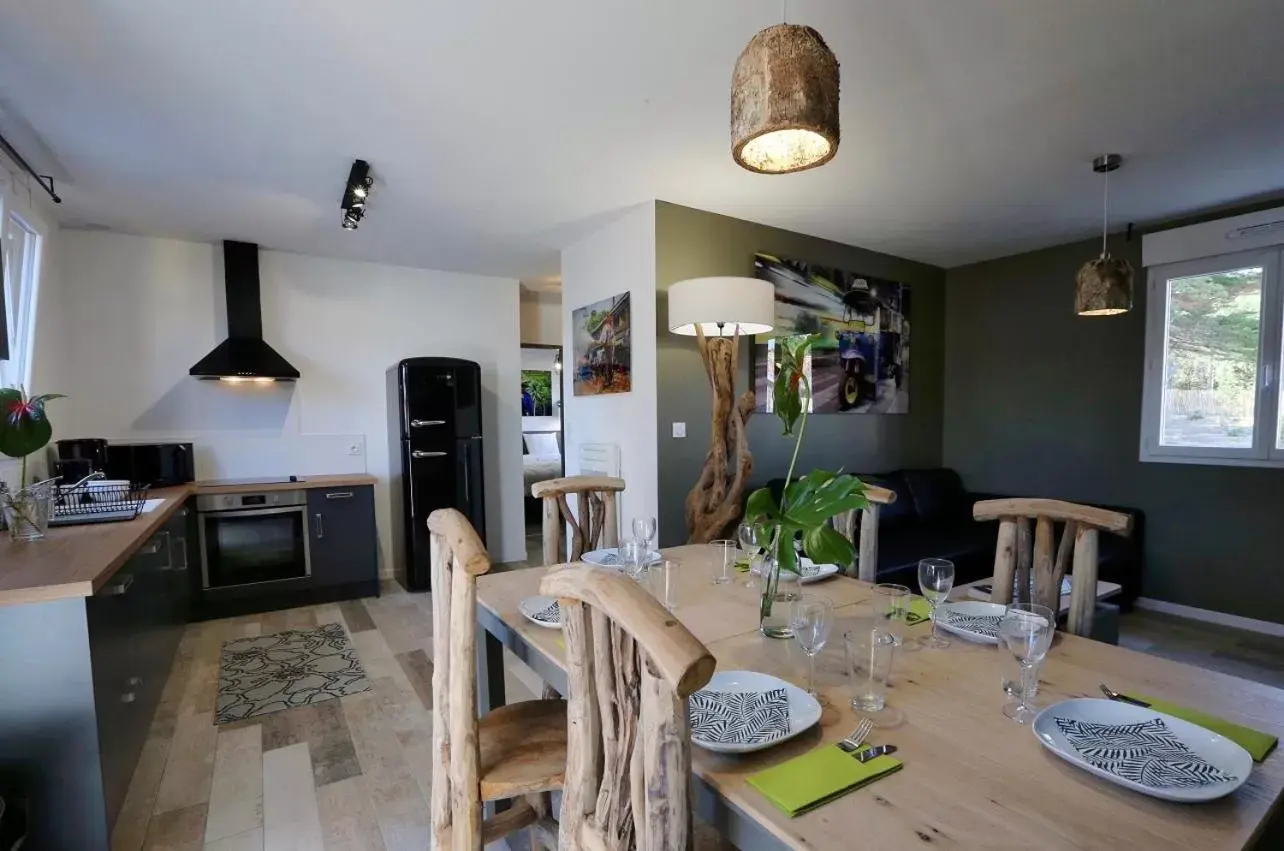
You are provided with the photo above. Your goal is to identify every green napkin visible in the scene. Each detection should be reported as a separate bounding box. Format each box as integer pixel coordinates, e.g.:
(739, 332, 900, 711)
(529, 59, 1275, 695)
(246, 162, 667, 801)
(735, 556, 752, 573)
(747, 745, 903, 817)
(903, 597, 932, 625)
(1129, 693, 1278, 762)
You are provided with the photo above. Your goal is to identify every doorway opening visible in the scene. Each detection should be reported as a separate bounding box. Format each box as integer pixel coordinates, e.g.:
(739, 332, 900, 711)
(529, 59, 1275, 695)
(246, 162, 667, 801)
(520, 343, 564, 562)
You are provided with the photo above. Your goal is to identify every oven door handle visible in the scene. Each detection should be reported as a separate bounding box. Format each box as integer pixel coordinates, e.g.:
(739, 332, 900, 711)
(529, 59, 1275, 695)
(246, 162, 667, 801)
(200, 506, 307, 520)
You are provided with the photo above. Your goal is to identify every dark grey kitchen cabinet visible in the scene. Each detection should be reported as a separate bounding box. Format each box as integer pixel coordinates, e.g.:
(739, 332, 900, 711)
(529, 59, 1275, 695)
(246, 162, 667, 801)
(307, 485, 378, 588)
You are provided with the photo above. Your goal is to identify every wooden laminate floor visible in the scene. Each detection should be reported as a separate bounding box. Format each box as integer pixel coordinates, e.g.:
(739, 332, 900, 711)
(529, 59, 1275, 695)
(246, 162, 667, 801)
(112, 581, 538, 851)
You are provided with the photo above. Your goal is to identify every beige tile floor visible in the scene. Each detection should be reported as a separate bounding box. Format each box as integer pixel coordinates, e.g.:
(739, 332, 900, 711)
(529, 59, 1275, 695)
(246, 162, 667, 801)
(115, 565, 1284, 851)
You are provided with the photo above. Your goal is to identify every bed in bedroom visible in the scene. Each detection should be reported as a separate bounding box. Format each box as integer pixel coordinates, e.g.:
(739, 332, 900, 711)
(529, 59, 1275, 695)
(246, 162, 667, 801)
(523, 431, 563, 522)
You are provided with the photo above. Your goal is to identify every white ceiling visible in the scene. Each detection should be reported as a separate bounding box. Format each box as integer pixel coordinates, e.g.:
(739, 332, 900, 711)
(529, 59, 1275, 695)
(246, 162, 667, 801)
(2, 1, 1283, 278)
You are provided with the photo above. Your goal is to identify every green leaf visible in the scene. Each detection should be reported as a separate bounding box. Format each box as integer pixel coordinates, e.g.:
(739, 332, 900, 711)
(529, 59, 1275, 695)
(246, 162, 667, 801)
(0, 388, 62, 459)
(782, 472, 868, 528)
(774, 526, 799, 575)
(803, 524, 856, 567)
(743, 487, 779, 525)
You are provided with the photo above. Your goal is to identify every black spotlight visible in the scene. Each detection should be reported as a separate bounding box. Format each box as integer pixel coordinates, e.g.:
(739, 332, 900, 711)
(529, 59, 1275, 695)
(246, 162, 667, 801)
(340, 159, 373, 229)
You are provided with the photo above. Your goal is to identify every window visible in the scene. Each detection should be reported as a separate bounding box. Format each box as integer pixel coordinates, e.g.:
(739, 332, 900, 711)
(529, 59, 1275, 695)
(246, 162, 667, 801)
(1141, 248, 1283, 466)
(0, 208, 42, 390)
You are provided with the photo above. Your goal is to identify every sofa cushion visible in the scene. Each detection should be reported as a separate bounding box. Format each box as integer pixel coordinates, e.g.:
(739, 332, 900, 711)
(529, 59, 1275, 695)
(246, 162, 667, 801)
(902, 469, 968, 523)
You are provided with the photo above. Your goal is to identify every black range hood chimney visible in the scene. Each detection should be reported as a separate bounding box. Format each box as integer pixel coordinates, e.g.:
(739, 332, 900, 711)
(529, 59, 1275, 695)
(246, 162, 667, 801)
(189, 241, 300, 381)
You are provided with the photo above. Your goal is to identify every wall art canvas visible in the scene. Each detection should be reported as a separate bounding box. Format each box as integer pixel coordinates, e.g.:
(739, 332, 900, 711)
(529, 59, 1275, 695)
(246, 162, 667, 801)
(521, 369, 554, 416)
(572, 292, 632, 396)
(751, 253, 910, 414)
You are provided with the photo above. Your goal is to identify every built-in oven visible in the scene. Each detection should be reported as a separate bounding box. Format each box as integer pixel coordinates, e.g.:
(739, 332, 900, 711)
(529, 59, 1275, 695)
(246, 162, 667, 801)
(197, 490, 311, 589)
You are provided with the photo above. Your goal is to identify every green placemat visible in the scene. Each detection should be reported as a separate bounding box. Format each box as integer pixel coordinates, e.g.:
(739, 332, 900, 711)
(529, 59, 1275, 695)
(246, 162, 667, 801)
(1128, 693, 1278, 762)
(747, 744, 903, 817)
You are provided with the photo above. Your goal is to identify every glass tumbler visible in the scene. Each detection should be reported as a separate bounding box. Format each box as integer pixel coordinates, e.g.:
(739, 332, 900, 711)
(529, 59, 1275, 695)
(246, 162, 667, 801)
(709, 539, 736, 585)
(870, 583, 910, 644)
(845, 627, 897, 712)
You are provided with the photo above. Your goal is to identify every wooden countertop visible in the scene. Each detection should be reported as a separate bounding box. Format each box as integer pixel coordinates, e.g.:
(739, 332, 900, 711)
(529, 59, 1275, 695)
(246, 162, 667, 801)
(0, 474, 377, 607)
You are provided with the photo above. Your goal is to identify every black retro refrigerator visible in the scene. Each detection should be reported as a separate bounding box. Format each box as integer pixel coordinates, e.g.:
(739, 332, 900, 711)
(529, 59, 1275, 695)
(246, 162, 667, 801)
(387, 357, 486, 591)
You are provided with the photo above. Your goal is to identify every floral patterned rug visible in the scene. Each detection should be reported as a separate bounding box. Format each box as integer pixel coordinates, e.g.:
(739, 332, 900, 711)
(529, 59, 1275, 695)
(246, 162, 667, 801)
(216, 623, 372, 724)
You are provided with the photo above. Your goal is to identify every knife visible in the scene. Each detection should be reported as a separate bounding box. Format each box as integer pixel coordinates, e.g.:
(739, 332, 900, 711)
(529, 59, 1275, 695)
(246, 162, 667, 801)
(854, 744, 897, 763)
(1100, 684, 1151, 708)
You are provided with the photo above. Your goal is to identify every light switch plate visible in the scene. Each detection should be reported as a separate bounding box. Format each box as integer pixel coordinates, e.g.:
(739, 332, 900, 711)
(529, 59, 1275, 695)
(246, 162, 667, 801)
(672, 422, 686, 438)
(348, 442, 363, 456)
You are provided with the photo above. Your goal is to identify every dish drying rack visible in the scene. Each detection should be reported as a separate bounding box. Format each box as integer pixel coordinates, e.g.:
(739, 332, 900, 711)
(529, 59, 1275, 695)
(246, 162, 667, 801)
(51, 473, 151, 526)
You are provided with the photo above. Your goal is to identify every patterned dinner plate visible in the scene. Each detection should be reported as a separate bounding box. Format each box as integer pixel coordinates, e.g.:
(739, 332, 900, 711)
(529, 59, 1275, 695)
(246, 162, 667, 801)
(1033, 698, 1252, 802)
(689, 671, 822, 754)
(937, 601, 1006, 645)
(581, 547, 661, 568)
(518, 595, 562, 629)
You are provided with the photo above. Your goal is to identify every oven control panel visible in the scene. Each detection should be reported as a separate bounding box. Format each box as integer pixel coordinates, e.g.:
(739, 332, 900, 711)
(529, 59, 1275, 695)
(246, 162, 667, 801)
(196, 490, 307, 512)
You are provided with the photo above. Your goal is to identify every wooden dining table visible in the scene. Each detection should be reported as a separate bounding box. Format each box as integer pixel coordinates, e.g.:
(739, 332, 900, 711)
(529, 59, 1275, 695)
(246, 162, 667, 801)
(474, 545, 1284, 850)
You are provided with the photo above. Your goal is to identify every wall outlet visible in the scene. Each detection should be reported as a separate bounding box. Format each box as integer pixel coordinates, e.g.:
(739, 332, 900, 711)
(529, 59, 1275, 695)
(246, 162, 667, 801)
(347, 442, 363, 456)
(672, 422, 686, 438)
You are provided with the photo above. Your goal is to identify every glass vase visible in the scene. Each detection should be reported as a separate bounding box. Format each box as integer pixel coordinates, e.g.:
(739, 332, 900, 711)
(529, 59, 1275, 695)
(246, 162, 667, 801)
(1, 480, 55, 541)
(758, 554, 799, 639)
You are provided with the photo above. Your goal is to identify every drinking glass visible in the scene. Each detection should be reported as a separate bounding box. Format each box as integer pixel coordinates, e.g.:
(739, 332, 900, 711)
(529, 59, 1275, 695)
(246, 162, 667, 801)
(917, 558, 956, 649)
(709, 539, 736, 585)
(789, 594, 833, 696)
(845, 627, 897, 712)
(870, 583, 910, 645)
(737, 521, 763, 587)
(999, 603, 1056, 725)
(632, 516, 657, 549)
(618, 538, 650, 581)
(648, 558, 676, 611)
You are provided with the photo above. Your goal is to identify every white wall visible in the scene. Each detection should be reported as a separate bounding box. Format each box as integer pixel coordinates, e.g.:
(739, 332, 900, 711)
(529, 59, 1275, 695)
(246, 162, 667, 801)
(560, 203, 658, 537)
(520, 345, 562, 434)
(46, 230, 526, 564)
(519, 290, 562, 344)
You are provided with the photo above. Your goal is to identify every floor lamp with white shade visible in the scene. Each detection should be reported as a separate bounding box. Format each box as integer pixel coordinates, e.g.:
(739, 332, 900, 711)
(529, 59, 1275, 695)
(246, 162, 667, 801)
(668, 277, 775, 543)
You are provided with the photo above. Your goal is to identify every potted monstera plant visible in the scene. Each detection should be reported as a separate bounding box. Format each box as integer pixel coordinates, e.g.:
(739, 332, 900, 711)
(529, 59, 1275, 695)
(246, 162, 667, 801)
(0, 387, 64, 541)
(743, 335, 868, 637)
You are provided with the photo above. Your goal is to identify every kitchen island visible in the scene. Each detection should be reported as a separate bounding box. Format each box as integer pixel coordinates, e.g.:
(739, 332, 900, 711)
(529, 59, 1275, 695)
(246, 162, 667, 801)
(0, 474, 378, 850)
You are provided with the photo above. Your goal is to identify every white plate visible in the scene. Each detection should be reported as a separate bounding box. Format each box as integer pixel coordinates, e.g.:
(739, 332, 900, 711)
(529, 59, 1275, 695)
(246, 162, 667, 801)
(1032, 698, 1252, 802)
(518, 595, 562, 629)
(749, 557, 840, 584)
(690, 670, 822, 754)
(937, 601, 1006, 645)
(580, 547, 661, 568)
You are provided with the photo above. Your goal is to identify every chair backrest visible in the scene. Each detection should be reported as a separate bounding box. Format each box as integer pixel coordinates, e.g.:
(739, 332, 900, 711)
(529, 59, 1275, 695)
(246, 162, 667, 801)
(531, 475, 626, 564)
(832, 482, 898, 581)
(540, 567, 716, 851)
(973, 498, 1132, 636)
(427, 508, 492, 849)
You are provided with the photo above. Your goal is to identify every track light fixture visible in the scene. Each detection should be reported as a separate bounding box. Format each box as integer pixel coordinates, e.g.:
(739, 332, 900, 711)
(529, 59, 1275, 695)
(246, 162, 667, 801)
(340, 159, 374, 230)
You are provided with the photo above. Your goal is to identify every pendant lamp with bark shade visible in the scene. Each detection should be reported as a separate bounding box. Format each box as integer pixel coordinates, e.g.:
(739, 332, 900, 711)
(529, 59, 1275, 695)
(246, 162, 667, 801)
(669, 277, 775, 542)
(1076, 154, 1134, 316)
(732, 8, 840, 175)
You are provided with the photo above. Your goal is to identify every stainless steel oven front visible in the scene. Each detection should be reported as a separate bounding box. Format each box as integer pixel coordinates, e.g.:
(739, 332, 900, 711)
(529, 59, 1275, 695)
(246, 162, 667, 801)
(197, 490, 311, 589)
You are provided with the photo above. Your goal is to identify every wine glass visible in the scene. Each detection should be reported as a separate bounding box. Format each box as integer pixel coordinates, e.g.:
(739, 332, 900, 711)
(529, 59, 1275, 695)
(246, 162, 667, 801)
(632, 516, 657, 550)
(789, 594, 833, 696)
(917, 558, 955, 649)
(737, 521, 763, 587)
(1000, 603, 1056, 724)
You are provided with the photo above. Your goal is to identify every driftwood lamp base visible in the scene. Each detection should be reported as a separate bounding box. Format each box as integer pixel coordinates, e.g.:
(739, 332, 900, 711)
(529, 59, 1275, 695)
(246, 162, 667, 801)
(685, 328, 754, 543)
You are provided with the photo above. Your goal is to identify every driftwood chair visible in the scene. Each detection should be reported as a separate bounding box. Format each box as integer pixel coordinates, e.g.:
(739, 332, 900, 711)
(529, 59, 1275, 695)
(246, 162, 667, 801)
(972, 498, 1133, 637)
(540, 566, 718, 850)
(833, 483, 898, 581)
(531, 475, 626, 565)
(428, 508, 564, 850)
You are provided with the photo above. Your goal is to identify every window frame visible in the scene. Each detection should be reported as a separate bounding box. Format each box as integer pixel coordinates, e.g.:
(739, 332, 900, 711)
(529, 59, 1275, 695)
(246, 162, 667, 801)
(1140, 247, 1284, 467)
(0, 174, 47, 392)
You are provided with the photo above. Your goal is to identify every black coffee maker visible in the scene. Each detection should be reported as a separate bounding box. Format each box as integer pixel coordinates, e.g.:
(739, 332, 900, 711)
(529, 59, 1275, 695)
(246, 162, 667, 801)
(54, 438, 109, 483)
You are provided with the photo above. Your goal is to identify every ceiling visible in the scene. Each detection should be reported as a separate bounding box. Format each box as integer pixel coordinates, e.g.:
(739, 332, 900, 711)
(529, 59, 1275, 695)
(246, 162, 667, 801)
(2, 1, 1283, 279)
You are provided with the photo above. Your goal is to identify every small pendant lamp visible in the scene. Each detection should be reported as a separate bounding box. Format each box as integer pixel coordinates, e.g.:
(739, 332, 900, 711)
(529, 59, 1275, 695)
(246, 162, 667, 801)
(732, 13, 840, 175)
(1075, 154, 1133, 316)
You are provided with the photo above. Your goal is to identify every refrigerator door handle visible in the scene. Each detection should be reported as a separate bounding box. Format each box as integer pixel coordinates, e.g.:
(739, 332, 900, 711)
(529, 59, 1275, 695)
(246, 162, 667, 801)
(410, 419, 447, 428)
(462, 449, 471, 505)
(411, 450, 448, 459)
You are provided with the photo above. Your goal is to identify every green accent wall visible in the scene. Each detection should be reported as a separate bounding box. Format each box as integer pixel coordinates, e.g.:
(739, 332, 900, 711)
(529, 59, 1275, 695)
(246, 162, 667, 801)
(944, 235, 1284, 624)
(654, 201, 947, 547)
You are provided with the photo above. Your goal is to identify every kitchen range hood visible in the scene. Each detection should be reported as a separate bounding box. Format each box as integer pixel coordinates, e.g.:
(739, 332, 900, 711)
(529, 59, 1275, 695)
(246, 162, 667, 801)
(190, 241, 300, 381)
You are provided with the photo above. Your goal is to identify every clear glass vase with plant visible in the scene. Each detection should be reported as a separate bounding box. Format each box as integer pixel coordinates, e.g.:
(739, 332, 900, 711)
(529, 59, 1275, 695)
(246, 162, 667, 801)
(0, 387, 65, 541)
(742, 335, 868, 637)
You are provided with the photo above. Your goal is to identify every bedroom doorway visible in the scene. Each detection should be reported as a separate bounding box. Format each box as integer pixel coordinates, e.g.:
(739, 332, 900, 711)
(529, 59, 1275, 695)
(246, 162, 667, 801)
(521, 343, 565, 562)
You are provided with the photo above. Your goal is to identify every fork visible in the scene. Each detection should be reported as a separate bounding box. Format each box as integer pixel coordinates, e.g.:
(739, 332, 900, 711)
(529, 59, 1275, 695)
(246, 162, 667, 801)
(836, 718, 874, 753)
